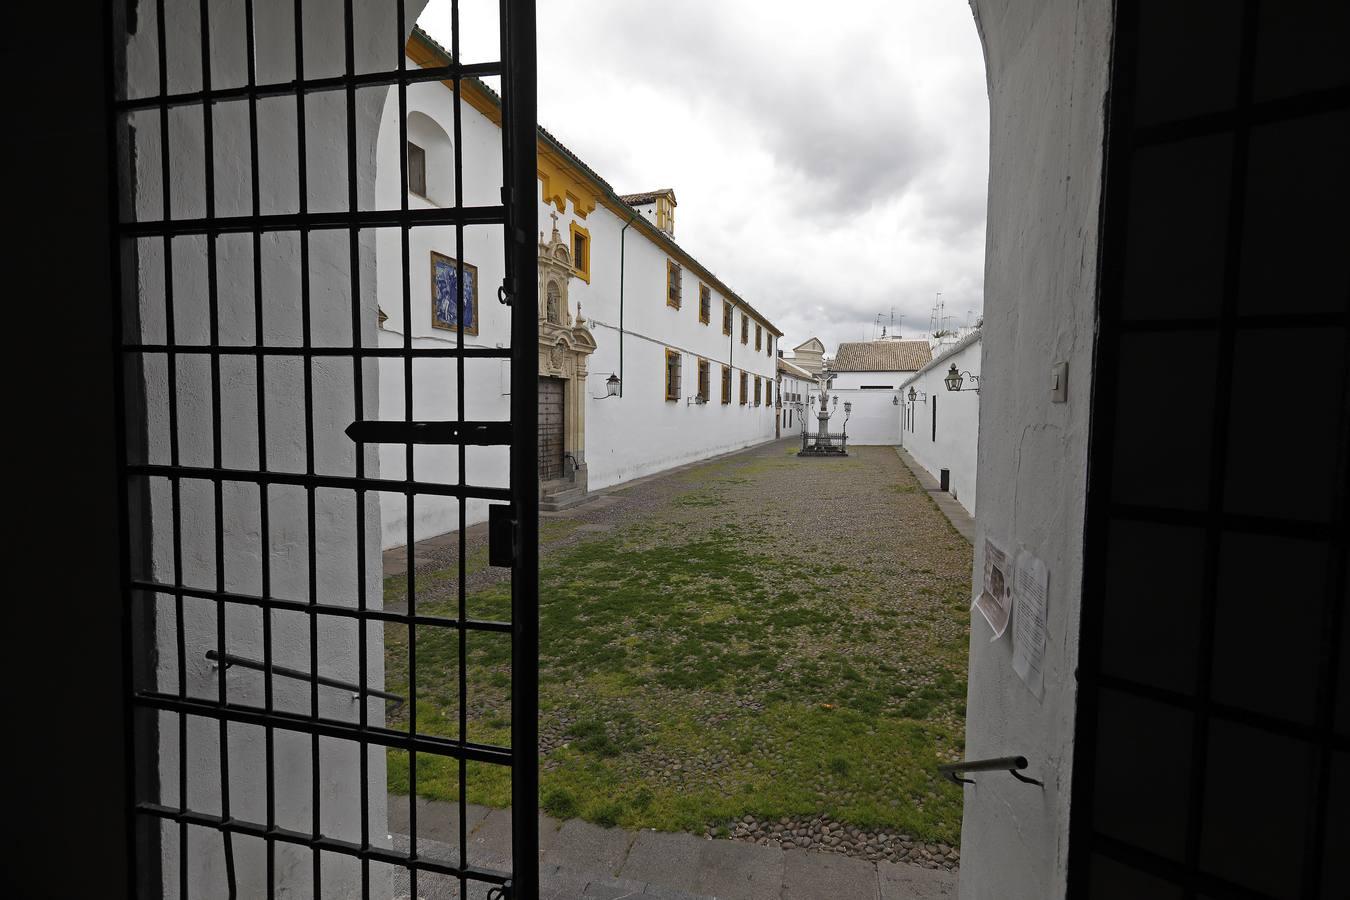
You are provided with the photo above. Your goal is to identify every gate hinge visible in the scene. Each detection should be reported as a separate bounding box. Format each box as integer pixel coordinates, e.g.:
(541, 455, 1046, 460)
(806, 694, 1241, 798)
(488, 503, 516, 568)
(486, 880, 512, 900)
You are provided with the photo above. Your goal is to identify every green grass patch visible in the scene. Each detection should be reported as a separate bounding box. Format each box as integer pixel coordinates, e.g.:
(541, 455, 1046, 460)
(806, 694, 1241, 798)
(387, 448, 972, 845)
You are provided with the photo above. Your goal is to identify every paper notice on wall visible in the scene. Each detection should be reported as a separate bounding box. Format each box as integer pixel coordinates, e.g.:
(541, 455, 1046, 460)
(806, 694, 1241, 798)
(972, 539, 1013, 640)
(1012, 549, 1049, 699)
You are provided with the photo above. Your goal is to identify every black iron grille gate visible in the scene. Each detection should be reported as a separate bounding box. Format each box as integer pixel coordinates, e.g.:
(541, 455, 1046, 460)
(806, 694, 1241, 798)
(109, 1, 539, 897)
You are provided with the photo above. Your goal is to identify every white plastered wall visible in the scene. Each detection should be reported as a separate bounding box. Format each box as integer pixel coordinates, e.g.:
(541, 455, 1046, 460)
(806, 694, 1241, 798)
(900, 338, 982, 515)
(959, 1, 1112, 897)
(373, 68, 780, 547)
(123, 1, 428, 894)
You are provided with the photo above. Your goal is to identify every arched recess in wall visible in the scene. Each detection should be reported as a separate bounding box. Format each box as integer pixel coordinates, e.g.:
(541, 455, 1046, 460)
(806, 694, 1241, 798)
(407, 109, 456, 207)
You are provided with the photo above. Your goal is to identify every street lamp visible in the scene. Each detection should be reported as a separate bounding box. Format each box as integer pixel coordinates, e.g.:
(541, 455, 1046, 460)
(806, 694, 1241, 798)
(944, 363, 980, 393)
(593, 373, 621, 399)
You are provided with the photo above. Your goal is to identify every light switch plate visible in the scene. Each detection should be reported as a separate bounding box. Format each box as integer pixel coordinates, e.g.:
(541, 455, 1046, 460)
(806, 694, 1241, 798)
(1050, 362, 1068, 402)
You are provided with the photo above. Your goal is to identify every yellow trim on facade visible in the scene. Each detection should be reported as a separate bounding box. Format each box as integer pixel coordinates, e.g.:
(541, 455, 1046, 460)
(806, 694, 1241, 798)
(697, 358, 710, 402)
(698, 283, 711, 325)
(539, 145, 598, 218)
(569, 221, 591, 283)
(721, 364, 732, 404)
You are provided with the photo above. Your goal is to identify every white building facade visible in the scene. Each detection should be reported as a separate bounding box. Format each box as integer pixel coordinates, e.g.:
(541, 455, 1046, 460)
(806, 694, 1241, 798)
(824, 339, 932, 446)
(776, 357, 816, 437)
(900, 332, 982, 516)
(375, 29, 781, 547)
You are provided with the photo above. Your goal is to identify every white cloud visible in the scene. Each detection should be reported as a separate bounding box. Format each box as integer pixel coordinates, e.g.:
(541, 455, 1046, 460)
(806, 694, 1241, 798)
(420, 0, 989, 352)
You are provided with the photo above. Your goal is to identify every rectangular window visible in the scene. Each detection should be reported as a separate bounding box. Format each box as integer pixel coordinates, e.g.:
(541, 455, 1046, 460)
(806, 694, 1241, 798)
(932, 394, 938, 441)
(665, 348, 682, 400)
(754, 377, 762, 406)
(766, 381, 772, 406)
(570, 222, 591, 282)
(699, 283, 711, 324)
(721, 365, 732, 404)
(666, 260, 682, 308)
(697, 358, 710, 402)
(767, 336, 773, 357)
(722, 301, 732, 335)
(741, 313, 749, 344)
(739, 371, 748, 405)
(408, 141, 427, 197)
(755, 324, 762, 351)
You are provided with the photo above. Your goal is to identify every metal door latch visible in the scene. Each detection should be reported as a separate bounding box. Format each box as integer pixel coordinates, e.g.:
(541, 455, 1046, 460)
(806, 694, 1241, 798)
(489, 503, 516, 568)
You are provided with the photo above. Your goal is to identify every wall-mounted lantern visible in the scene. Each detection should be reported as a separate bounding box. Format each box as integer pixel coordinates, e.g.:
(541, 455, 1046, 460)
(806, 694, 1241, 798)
(593, 373, 621, 399)
(687, 393, 707, 406)
(944, 363, 980, 393)
(892, 394, 900, 406)
(908, 386, 928, 403)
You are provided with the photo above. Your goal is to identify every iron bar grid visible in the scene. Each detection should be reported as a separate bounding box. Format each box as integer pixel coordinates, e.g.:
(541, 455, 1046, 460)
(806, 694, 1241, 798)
(1067, 3, 1349, 898)
(112, 0, 538, 895)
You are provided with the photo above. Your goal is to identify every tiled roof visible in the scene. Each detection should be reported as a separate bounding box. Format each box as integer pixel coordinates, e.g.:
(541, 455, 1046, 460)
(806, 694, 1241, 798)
(831, 340, 932, 373)
(619, 189, 677, 206)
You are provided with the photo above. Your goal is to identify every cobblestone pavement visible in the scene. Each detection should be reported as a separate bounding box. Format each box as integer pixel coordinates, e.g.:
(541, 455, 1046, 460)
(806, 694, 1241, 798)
(387, 796, 957, 899)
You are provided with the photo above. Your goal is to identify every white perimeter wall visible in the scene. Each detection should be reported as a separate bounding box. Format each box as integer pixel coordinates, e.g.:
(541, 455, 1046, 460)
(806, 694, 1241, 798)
(124, 1, 414, 895)
(960, 1, 1111, 897)
(822, 371, 904, 446)
(374, 72, 779, 546)
(900, 339, 982, 515)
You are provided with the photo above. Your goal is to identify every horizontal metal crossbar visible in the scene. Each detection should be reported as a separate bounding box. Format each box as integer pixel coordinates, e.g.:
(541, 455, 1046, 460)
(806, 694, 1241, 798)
(135, 803, 510, 885)
(133, 691, 514, 765)
(127, 463, 512, 502)
(115, 61, 504, 114)
(129, 579, 514, 634)
(122, 344, 513, 360)
(346, 420, 512, 446)
(207, 650, 405, 706)
(119, 205, 507, 238)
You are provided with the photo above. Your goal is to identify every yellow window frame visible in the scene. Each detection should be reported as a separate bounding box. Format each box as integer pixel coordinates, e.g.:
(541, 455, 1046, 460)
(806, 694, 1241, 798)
(699, 283, 711, 324)
(664, 348, 681, 401)
(569, 221, 591, 283)
(666, 260, 682, 309)
(721, 365, 732, 403)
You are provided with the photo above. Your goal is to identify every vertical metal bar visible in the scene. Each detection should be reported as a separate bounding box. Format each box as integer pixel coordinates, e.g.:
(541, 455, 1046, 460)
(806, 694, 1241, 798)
(340, 2, 371, 898)
(501, 0, 540, 895)
(197, 0, 238, 891)
(1180, 5, 1259, 896)
(1303, 329, 1350, 896)
(151, 1, 191, 894)
(449, 2, 470, 897)
(242, 1, 277, 894)
(291, 1, 323, 893)
(395, 4, 419, 896)
(105, 0, 141, 893)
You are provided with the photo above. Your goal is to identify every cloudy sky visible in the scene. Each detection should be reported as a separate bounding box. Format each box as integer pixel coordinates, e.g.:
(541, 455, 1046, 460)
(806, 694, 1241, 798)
(421, 0, 989, 354)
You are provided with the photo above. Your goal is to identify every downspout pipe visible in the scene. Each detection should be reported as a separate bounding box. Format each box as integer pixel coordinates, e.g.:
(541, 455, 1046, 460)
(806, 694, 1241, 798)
(618, 211, 637, 397)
